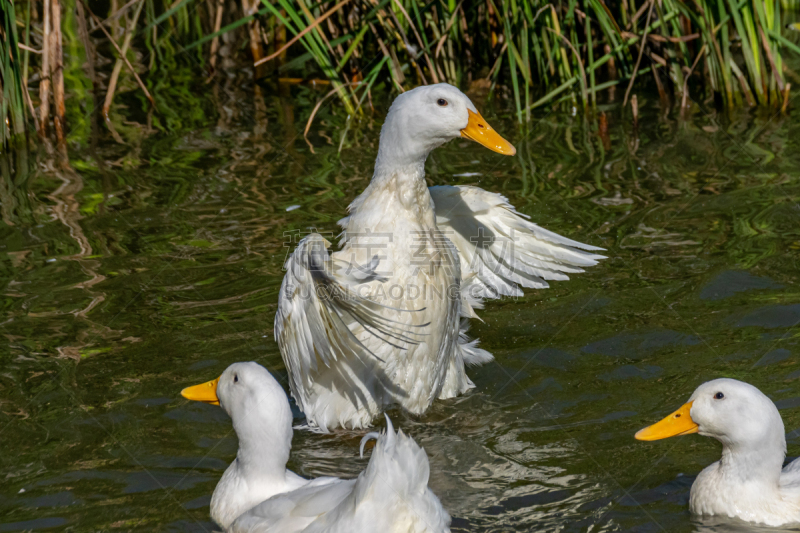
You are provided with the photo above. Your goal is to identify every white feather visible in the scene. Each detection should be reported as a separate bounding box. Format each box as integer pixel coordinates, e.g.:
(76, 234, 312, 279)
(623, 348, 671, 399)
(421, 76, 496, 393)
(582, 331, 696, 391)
(275, 85, 604, 430)
(430, 184, 605, 301)
(203, 366, 451, 533)
(275, 234, 429, 431)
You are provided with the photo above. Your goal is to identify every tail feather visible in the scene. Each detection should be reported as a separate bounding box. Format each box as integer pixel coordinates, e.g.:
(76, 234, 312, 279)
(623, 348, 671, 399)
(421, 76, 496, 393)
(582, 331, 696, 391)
(458, 319, 494, 367)
(309, 416, 451, 533)
(240, 417, 450, 533)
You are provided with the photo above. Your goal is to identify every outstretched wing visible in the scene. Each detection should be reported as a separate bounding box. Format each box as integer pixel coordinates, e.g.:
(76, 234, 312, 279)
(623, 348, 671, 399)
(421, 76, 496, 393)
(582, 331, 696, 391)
(275, 234, 426, 419)
(430, 185, 605, 300)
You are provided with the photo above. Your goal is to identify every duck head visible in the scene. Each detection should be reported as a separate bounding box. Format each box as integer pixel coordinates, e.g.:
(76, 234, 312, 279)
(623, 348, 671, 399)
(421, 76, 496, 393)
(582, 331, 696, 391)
(375, 83, 515, 170)
(181, 361, 294, 470)
(636, 378, 785, 456)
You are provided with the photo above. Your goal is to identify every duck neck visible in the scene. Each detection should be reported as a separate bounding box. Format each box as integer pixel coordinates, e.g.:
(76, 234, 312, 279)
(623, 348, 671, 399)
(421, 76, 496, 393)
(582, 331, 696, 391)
(344, 154, 435, 235)
(357, 161, 434, 234)
(374, 140, 429, 177)
(373, 157, 428, 200)
(231, 403, 293, 483)
(367, 108, 443, 214)
(211, 397, 294, 528)
(717, 434, 785, 488)
(373, 156, 427, 181)
(373, 102, 443, 175)
(371, 116, 431, 200)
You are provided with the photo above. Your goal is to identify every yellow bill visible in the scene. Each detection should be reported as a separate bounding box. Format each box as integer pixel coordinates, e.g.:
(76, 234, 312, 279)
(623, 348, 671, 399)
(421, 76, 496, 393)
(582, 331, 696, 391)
(635, 401, 698, 441)
(461, 110, 516, 156)
(789, 22, 800, 32)
(181, 376, 221, 405)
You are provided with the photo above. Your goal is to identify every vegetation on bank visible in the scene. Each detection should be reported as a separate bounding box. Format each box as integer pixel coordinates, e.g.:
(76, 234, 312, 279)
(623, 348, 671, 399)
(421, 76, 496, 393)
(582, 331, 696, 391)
(1, 0, 800, 148)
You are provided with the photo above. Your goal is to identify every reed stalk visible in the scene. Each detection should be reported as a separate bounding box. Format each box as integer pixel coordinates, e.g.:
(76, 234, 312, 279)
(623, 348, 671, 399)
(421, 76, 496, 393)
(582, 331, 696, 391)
(2, 0, 800, 150)
(249, 0, 797, 114)
(103, 0, 146, 118)
(39, 0, 50, 136)
(50, 0, 64, 143)
(1, 0, 27, 146)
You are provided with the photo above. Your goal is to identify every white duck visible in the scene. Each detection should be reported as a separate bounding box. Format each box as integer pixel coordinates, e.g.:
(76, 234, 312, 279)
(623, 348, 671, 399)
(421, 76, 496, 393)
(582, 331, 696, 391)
(181, 362, 451, 532)
(277, 83, 604, 431)
(636, 378, 800, 527)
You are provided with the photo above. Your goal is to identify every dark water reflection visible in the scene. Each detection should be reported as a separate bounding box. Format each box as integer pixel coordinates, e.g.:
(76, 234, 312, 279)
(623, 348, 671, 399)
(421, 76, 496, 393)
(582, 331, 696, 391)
(2, 83, 800, 532)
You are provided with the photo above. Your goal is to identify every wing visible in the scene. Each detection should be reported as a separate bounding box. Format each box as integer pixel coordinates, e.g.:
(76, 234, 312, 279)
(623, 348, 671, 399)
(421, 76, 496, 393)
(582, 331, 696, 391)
(275, 234, 426, 422)
(430, 185, 605, 301)
(230, 478, 357, 533)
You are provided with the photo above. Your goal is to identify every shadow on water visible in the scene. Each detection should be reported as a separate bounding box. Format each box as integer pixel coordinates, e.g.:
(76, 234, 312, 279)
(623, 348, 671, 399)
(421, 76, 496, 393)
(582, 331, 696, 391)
(2, 73, 800, 532)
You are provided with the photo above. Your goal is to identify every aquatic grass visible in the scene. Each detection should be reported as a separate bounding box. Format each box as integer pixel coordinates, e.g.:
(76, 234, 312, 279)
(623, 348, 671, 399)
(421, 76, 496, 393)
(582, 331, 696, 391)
(3, 0, 800, 150)
(253, 0, 798, 116)
(257, 0, 357, 114)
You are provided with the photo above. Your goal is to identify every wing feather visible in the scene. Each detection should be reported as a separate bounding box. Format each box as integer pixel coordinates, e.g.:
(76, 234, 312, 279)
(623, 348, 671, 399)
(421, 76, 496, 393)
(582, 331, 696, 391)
(230, 478, 356, 533)
(430, 185, 605, 301)
(275, 234, 426, 421)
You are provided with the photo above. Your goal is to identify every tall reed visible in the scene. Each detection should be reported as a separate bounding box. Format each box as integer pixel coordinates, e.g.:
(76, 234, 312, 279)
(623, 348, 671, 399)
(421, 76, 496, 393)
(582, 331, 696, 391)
(1, 0, 799, 150)
(255, 0, 796, 119)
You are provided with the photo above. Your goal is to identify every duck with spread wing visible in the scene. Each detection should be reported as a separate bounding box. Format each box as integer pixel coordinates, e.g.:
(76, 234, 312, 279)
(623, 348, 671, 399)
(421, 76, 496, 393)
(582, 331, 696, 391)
(276, 84, 605, 431)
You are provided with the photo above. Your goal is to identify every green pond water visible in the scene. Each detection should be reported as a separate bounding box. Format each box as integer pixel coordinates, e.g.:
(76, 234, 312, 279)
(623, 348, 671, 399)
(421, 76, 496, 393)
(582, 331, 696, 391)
(2, 83, 800, 533)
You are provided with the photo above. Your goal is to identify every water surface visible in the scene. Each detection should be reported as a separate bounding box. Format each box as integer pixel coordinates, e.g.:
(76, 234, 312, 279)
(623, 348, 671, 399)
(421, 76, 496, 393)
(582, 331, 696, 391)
(2, 83, 800, 532)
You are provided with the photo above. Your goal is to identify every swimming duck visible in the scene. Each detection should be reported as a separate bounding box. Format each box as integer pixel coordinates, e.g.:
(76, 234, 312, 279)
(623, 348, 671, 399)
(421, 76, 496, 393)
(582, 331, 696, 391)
(636, 378, 800, 526)
(181, 361, 451, 532)
(277, 83, 604, 431)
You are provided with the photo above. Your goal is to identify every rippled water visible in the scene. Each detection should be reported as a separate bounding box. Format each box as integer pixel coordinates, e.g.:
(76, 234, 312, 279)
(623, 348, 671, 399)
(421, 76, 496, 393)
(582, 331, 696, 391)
(2, 84, 800, 532)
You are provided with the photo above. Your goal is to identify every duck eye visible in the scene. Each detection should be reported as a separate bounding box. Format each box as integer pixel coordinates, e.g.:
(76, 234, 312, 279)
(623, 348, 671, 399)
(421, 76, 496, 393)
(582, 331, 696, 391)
(437, 98, 448, 107)
(714, 392, 724, 399)
(234, 374, 239, 383)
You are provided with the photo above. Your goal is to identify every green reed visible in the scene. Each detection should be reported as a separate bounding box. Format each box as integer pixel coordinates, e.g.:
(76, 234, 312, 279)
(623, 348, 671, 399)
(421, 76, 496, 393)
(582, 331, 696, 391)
(2, 0, 799, 149)
(254, 0, 797, 119)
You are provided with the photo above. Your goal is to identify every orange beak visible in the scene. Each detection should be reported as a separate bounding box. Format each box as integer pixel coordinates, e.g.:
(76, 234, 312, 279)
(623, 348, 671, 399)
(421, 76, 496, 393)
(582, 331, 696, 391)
(635, 401, 699, 441)
(460, 110, 516, 156)
(181, 377, 221, 406)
